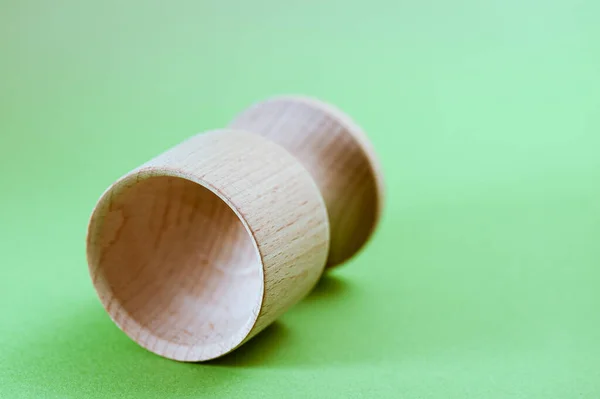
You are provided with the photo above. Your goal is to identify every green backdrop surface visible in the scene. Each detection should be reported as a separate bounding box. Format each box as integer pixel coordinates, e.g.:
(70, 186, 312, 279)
(1, 1, 600, 397)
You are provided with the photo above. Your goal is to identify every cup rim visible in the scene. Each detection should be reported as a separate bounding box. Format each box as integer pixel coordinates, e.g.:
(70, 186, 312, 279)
(86, 166, 265, 362)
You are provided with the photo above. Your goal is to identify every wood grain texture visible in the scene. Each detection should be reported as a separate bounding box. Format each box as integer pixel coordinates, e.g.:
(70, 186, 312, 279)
(86, 130, 329, 361)
(229, 96, 384, 267)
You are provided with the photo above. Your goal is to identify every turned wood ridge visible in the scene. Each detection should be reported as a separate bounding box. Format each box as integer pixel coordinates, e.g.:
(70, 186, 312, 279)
(86, 96, 384, 361)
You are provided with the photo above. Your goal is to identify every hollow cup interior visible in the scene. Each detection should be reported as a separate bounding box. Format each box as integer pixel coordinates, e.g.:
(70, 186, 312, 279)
(86, 172, 263, 361)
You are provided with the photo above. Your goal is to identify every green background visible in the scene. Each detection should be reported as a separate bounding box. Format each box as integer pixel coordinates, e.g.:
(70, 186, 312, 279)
(1, 0, 599, 397)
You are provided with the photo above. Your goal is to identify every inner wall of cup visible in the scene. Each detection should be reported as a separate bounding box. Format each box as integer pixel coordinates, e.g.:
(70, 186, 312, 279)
(87, 174, 262, 353)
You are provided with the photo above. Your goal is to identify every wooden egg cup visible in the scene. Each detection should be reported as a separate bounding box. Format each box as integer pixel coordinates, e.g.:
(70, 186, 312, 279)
(86, 96, 384, 362)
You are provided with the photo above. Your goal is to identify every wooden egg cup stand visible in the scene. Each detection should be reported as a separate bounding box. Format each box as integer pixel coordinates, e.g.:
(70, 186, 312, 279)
(86, 96, 384, 362)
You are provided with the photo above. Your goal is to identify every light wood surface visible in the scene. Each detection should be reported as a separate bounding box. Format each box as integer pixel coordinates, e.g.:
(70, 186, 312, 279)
(229, 96, 384, 267)
(87, 130, 329, 361)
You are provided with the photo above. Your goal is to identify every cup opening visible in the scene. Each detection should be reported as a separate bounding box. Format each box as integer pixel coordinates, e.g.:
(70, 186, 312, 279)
(86, 171, 263, 361)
